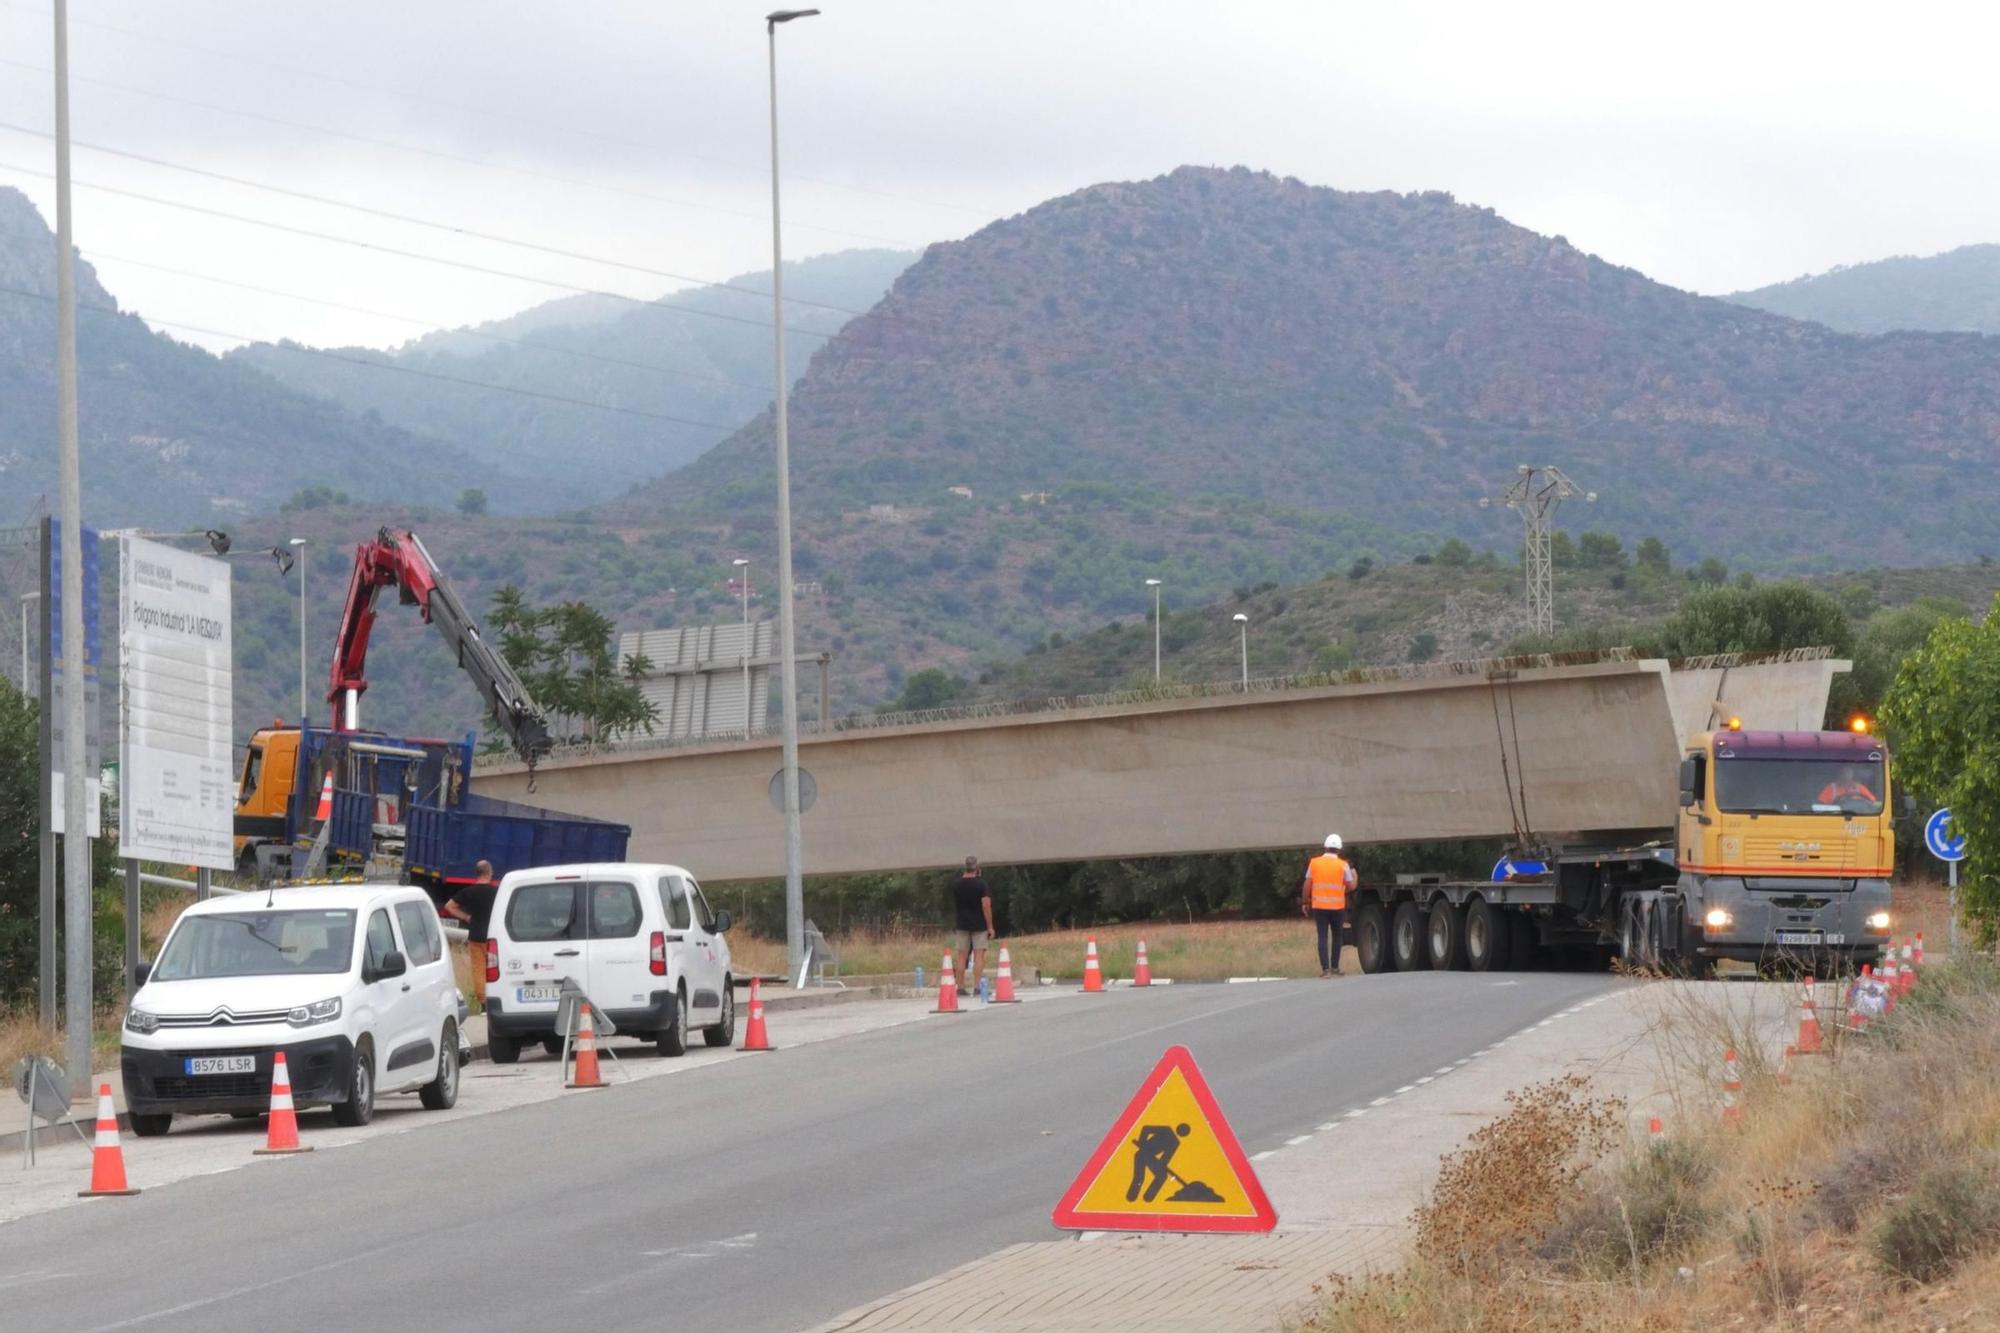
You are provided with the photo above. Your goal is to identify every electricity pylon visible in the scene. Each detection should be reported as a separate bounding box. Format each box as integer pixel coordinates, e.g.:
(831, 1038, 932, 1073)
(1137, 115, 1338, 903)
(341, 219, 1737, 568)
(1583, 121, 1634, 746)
(1480, 465, 1596, 635)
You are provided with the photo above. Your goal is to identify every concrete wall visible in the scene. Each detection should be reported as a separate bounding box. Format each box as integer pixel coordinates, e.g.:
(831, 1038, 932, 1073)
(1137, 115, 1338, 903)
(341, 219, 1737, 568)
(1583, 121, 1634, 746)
(473, 658, 1844, 883)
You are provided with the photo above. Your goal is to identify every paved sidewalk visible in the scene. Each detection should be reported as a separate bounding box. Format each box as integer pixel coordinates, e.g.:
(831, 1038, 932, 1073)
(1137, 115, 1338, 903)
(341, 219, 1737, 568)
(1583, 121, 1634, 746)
(808, 976, 1799, 1332)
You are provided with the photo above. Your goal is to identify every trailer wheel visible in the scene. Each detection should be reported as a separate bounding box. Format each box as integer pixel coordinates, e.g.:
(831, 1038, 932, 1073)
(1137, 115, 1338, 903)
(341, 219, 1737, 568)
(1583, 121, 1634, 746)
(1354, 899, 1391, 974)
(1427, 899, 1467, 970)
(1465, 898, 1511, 972)
(1507, 912, 1539, 970)
(1390, 901, 1425, 972)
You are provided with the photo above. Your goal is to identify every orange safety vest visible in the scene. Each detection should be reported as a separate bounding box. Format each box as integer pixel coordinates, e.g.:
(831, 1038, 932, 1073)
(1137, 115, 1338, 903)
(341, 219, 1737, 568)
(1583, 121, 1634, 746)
(1306, 854, 1350, 911)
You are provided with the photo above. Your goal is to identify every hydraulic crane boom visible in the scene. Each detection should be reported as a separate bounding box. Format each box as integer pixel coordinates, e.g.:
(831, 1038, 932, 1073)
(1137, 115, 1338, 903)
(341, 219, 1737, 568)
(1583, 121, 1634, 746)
(327, 527, 551, 764)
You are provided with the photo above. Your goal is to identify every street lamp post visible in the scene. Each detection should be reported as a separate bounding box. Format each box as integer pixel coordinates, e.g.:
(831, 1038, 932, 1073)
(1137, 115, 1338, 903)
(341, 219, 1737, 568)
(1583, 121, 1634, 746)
(733, 557, 752, 734)
(1233, 612, 1249, 690)
(767, 6, 819, 972)
(18, 591, 38, 695)
(289, 538, 307, 724)
(1145, 578, 1163, 682)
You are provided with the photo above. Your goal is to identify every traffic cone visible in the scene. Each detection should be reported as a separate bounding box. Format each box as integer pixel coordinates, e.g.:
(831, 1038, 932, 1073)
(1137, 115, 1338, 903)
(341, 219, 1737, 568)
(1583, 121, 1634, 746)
(313, 773, 334, 820)
(991, 946, 1020, 1003)
(1133, 939, 1152, 987)
(1913, 933, 1926, 968)
(739, 977, 775, 1051)
(933, 952, 963, 1014)
(1881, 956, 1900, 1013)
(1897, 940, 1916, 995)
(1720, 1048, 1745, 1127)
(77, 1084, 140, 1197)
(1080, 937, 1104, 993)
(1796, 976, 1824, 1055)
(1647, 1115, 1665, 1144)
(1850, 965, 1874, 1031)
(567, 1002, 606, 1088)
(1776, 1043, 1795, 1087)
(252, 1052, 313, 1155)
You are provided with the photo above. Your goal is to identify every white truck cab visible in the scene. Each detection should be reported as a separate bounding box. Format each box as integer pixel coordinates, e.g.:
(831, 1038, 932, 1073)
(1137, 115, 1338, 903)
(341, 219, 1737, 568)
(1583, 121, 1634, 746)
(482, 863, 736, 1061)
(120, 882, 462, 1136)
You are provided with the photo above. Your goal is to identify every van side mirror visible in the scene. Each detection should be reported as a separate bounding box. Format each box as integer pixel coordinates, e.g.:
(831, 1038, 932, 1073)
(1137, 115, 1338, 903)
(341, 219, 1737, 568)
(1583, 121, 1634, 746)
(712, 909, 733, 934)
(370, 951, 407, 982)
(133, 960, 151, 986)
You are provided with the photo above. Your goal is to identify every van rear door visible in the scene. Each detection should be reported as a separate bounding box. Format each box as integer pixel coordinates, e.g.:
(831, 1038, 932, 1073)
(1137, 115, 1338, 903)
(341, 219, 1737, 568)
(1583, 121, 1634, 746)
(583, 878, 651, 1014)
(498, 877, 584, 1021)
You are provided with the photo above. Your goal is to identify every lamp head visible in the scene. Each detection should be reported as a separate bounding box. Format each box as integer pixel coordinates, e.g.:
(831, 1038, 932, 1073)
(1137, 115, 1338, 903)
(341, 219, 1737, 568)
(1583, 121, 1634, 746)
(1233, 613, 1248, 623)
(204, 529, 232, 555)
(767, 7, 820, 28)
(270, 548, 295, 576)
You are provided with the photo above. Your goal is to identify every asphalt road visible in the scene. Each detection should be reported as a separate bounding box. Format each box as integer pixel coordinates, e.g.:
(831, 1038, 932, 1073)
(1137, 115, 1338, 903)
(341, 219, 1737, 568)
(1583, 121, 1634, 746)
(1, 970, 1623, 1332)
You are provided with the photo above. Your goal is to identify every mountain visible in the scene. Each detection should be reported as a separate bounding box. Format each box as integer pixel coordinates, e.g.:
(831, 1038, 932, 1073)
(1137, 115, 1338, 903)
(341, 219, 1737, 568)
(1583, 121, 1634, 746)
(1728, 245, 2000, 335)
(227, 249, 914, 509)
(637, 166, 2000, 571)
(0, 187, 527, 527)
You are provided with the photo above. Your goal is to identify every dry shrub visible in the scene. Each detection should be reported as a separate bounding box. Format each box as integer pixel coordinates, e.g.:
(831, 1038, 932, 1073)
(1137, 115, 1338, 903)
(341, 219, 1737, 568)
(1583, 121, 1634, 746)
(1872, 1159, 2000, 1285)
(1412, 1074, 1624, 1276)
(1541, 1135, 1717, 1275)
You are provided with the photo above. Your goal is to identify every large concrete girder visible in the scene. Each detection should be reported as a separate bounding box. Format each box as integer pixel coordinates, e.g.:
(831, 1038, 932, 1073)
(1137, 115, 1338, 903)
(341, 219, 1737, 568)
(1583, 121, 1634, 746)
(474, 656, 1843, 883)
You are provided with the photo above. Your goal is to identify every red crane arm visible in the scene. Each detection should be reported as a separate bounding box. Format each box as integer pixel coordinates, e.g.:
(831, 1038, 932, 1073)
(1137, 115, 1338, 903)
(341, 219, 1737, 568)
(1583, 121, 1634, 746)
(326, 529, 437, 730)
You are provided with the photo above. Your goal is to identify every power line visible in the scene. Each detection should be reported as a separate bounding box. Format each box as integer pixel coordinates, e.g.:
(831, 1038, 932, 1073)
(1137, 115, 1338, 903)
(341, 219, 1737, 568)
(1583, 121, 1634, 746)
(0, 0, 998, 220)
(0, 281, 752, 431)
(0, 57, 923, 249)
(0, 120, 873, 318)
(0, 157, 852, 341)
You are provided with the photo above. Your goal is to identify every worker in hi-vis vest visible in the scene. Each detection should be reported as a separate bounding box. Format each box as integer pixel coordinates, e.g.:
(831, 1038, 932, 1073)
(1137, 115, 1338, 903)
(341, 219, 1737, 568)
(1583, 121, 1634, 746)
(1299, 835, 1358, 978)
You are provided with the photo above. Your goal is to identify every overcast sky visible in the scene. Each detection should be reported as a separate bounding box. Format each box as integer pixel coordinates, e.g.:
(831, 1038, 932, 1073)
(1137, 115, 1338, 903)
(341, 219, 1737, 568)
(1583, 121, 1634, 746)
(0, 0, 1994, 353)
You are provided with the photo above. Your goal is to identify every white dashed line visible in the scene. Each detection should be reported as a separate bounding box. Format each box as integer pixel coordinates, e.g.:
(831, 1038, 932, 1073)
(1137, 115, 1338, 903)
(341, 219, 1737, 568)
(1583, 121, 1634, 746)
(1434, 1066, 1454, 1076)
(1395, 1085, 1416, 1095)
(1415, 1076, 1434, 1085)
(1286, 1135, 1312, 1146)
(1344, 1108, 1367, 1119)
(1369, 1095, 1392, 1107)
(1317, 1122, 1338, 1132)
(1251, 1150, 1276, 1161)
(1454, 1058, 1470, 1066)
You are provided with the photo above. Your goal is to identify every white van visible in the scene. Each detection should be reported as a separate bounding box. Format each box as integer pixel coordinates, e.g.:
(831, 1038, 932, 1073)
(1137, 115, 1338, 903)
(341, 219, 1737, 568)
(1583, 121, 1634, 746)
(120, 882, 462, 1136)
(482, 863, 736, 1062)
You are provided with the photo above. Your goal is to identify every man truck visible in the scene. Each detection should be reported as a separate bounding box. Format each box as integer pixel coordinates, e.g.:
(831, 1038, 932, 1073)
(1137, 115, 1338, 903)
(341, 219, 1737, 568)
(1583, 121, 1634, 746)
(1350, 723, 1894, 977)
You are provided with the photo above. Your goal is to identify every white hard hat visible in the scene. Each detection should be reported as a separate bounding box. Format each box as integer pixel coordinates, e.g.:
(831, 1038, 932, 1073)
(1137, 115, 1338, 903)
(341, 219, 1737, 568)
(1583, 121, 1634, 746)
(1324, 834, 1343, 851)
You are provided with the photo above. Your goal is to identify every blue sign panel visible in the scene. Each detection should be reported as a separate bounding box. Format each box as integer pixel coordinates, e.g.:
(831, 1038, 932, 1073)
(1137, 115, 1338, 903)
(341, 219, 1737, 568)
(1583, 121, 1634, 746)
(1492, 855, 1549, 880)
(1925, 808, 1967, 863)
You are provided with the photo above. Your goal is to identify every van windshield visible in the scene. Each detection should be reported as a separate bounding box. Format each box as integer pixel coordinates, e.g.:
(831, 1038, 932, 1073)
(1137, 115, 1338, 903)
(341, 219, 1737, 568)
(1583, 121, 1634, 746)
(1713, 759, 1885, 817)
(153, 910, 357, 980)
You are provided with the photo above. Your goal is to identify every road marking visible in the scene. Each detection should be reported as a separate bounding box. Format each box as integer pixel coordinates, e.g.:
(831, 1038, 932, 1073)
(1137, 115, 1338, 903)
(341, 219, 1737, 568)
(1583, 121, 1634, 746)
(1490, 979, 1519, 986)
(1317, 1122, 1337, 1131)
(0, 1271, 75, 1292)
(1065, 989, 1296, 1057)
(1286, 1135, 1312, 1146)
(1434, 1066, 1454, 1076)
(1251, 1150, 1276, 1160)
(1537, 1019, 1555, 1027)
(1395, 1085, 1415, 1095)
(641, 1232, 759, 1261)
(1344, 1108, 1367, 1119)
(1369, 1095, 1391, 1106)
(1454, 1058, 1470, 1066)
(1415, 1076, 1434, 1085)
(85, 1243, 399, 1330)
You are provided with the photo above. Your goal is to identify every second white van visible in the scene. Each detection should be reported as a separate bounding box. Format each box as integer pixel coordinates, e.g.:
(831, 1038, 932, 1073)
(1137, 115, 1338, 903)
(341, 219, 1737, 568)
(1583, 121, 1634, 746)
(482, 863, 736, 1061)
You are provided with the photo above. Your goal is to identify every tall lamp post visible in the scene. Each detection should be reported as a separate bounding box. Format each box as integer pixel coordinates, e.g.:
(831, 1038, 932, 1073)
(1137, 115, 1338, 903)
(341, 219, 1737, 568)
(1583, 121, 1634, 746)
(767, 6, 819, 971)
(733, 557, 752, 734)
(18, 590, 38, 695)
(288, 538, 307, 723)
(1145, 578, 1163, 682)
(1233, 612, 1249, 690)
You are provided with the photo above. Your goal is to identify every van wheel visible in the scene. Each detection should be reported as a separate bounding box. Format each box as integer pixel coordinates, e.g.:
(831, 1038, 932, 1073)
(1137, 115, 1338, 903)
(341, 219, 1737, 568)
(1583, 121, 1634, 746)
(541, 1035, 565, 1057)
(487, 1029, 521, 1065)
(129, 1112, 172, 1137)
(1354, 900, 1390, 974)
(704, 978, 736, 1047)
(332, 1039, 375, 1127)
(657, 986, 690, 1058)
(1465, 898, 1511, 972)
(419, 1022, 460, 1110)
(1390, 901, 1425, 971)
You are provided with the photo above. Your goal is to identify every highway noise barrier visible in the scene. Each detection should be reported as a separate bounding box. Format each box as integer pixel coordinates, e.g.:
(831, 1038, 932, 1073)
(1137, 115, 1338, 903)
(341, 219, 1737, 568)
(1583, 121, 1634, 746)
(933, 952, 963, 1014)
(313, 773, 334, 821)
(78, 1084, 140, 1197)
(740, 977, 775, 1051)
(252, 1052, 313, 1155)
(1133, 939, 1152, 987)
(567, 1002, 607, 1088)
(1795, 976, 1824, 1055)
(1777, 1043, 1795, 1087)
(1913, 933, 1926, 968)
(1719, 1048, 1745, 1127)
(991, 947, 1020, 1003)
(1080, 937, 1105, 994)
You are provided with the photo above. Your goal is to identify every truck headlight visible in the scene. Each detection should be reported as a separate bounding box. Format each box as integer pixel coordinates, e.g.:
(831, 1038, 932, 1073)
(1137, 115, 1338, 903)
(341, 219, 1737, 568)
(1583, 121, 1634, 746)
(123, 1008, 159, 1035)
(287, 997, 342, 1028)
(1703, 908, 1733, 930)
(1866, 912, 1892, 932)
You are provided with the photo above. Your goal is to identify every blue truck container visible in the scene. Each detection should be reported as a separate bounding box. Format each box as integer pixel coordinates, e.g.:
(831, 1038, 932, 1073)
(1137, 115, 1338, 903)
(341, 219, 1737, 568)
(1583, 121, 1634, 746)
(404, 790, 630, 900)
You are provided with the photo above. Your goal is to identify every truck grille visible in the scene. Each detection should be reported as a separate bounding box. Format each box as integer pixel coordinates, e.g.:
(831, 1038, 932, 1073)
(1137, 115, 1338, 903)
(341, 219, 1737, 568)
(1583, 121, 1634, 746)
(155, 1007, 291, 1028)
(1739, 837, 1862, 870)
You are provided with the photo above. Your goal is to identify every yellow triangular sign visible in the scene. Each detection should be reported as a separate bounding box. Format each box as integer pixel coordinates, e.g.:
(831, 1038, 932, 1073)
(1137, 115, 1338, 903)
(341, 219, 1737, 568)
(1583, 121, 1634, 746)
(1052, 1045, 1276, 1232)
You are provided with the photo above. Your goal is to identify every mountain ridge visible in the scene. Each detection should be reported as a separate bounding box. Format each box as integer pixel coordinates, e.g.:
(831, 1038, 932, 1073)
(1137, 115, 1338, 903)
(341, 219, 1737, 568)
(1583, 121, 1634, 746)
(1727, 243, 2000, 336)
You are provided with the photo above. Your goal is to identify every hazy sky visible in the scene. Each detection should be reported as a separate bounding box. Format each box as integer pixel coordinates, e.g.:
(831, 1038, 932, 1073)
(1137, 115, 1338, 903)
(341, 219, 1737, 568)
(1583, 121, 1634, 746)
(0, 0, 1993, 353)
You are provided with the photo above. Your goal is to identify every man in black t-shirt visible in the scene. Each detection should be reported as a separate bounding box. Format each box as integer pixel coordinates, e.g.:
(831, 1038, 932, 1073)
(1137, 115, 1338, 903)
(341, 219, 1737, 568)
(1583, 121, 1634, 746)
(444, 859, 498, 1009)
(951, 856, 997, 999)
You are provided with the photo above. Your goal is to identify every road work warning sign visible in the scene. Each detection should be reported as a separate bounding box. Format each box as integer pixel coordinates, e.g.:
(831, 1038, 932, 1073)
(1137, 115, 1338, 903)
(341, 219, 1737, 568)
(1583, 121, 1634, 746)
(1052, 1044, 1276, 1233)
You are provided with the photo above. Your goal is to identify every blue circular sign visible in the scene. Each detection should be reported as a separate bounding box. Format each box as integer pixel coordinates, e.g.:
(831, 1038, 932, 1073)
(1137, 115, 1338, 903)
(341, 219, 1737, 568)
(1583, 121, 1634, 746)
(1492, 855, 1549, 881)
(1925, 808, 1967, 863)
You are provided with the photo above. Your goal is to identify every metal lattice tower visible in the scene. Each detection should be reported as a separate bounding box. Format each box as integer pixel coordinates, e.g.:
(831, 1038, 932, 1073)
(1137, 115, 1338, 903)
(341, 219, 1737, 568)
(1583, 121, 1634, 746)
(1480, 465, 1595, 635)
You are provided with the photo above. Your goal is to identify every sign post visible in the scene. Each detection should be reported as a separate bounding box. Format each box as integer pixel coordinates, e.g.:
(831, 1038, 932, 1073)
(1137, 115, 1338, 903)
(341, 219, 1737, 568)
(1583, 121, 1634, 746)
(1924, 808, 1967, 955)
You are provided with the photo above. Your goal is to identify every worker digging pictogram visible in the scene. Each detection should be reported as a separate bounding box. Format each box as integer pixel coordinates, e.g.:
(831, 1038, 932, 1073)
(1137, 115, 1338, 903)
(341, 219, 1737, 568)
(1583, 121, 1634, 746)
(1126, 1122, 1223, 1203)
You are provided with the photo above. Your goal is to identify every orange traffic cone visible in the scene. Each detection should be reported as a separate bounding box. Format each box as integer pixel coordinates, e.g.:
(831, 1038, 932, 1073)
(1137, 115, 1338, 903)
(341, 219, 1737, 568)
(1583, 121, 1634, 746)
(252, 1052, 313, 1155)
(933, 952, 963, 1014)
(1133, 939, 1152, 987)
(1897, 940, 1916, 995)
(1913, 933, 1926, 968)
(1776, 1043, 1795, 1087)
(1795, 976, 1824, 1055)
(1080, 937, 1104, 993)
(567, 1002, 606, 1088)
(1881, 956, 1900, 1013)
(78, 1084, 140, 1197)
(1647, 1115, 1665, 1144)
(740, 977, 775, 1051)
(1720, 1048, 1745, 1127)
(991, 946, 1020, 1003)
(313, 773, 334, 821)
(1850, 965, 1875, 1031)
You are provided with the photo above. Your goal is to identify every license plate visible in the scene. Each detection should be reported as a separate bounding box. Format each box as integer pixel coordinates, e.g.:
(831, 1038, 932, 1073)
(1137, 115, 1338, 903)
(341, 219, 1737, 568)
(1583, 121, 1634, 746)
(517, 985, 561, 1004)
(1775, 931, 1824, 946)
(185, 1055, 255, 1076)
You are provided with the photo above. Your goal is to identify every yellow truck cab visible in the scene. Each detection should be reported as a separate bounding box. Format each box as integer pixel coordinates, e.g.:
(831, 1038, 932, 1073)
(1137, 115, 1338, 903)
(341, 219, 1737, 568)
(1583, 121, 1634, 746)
(233, 725, 302, 872)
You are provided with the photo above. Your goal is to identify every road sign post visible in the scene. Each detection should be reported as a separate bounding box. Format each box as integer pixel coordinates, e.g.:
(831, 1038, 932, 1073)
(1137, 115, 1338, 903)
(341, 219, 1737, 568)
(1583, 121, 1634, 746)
(1925, 808, 1966, 955)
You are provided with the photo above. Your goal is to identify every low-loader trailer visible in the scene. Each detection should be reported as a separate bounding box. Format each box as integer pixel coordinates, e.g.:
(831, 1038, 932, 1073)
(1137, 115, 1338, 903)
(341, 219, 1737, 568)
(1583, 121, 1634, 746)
(1351, 725, 1895, 977)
